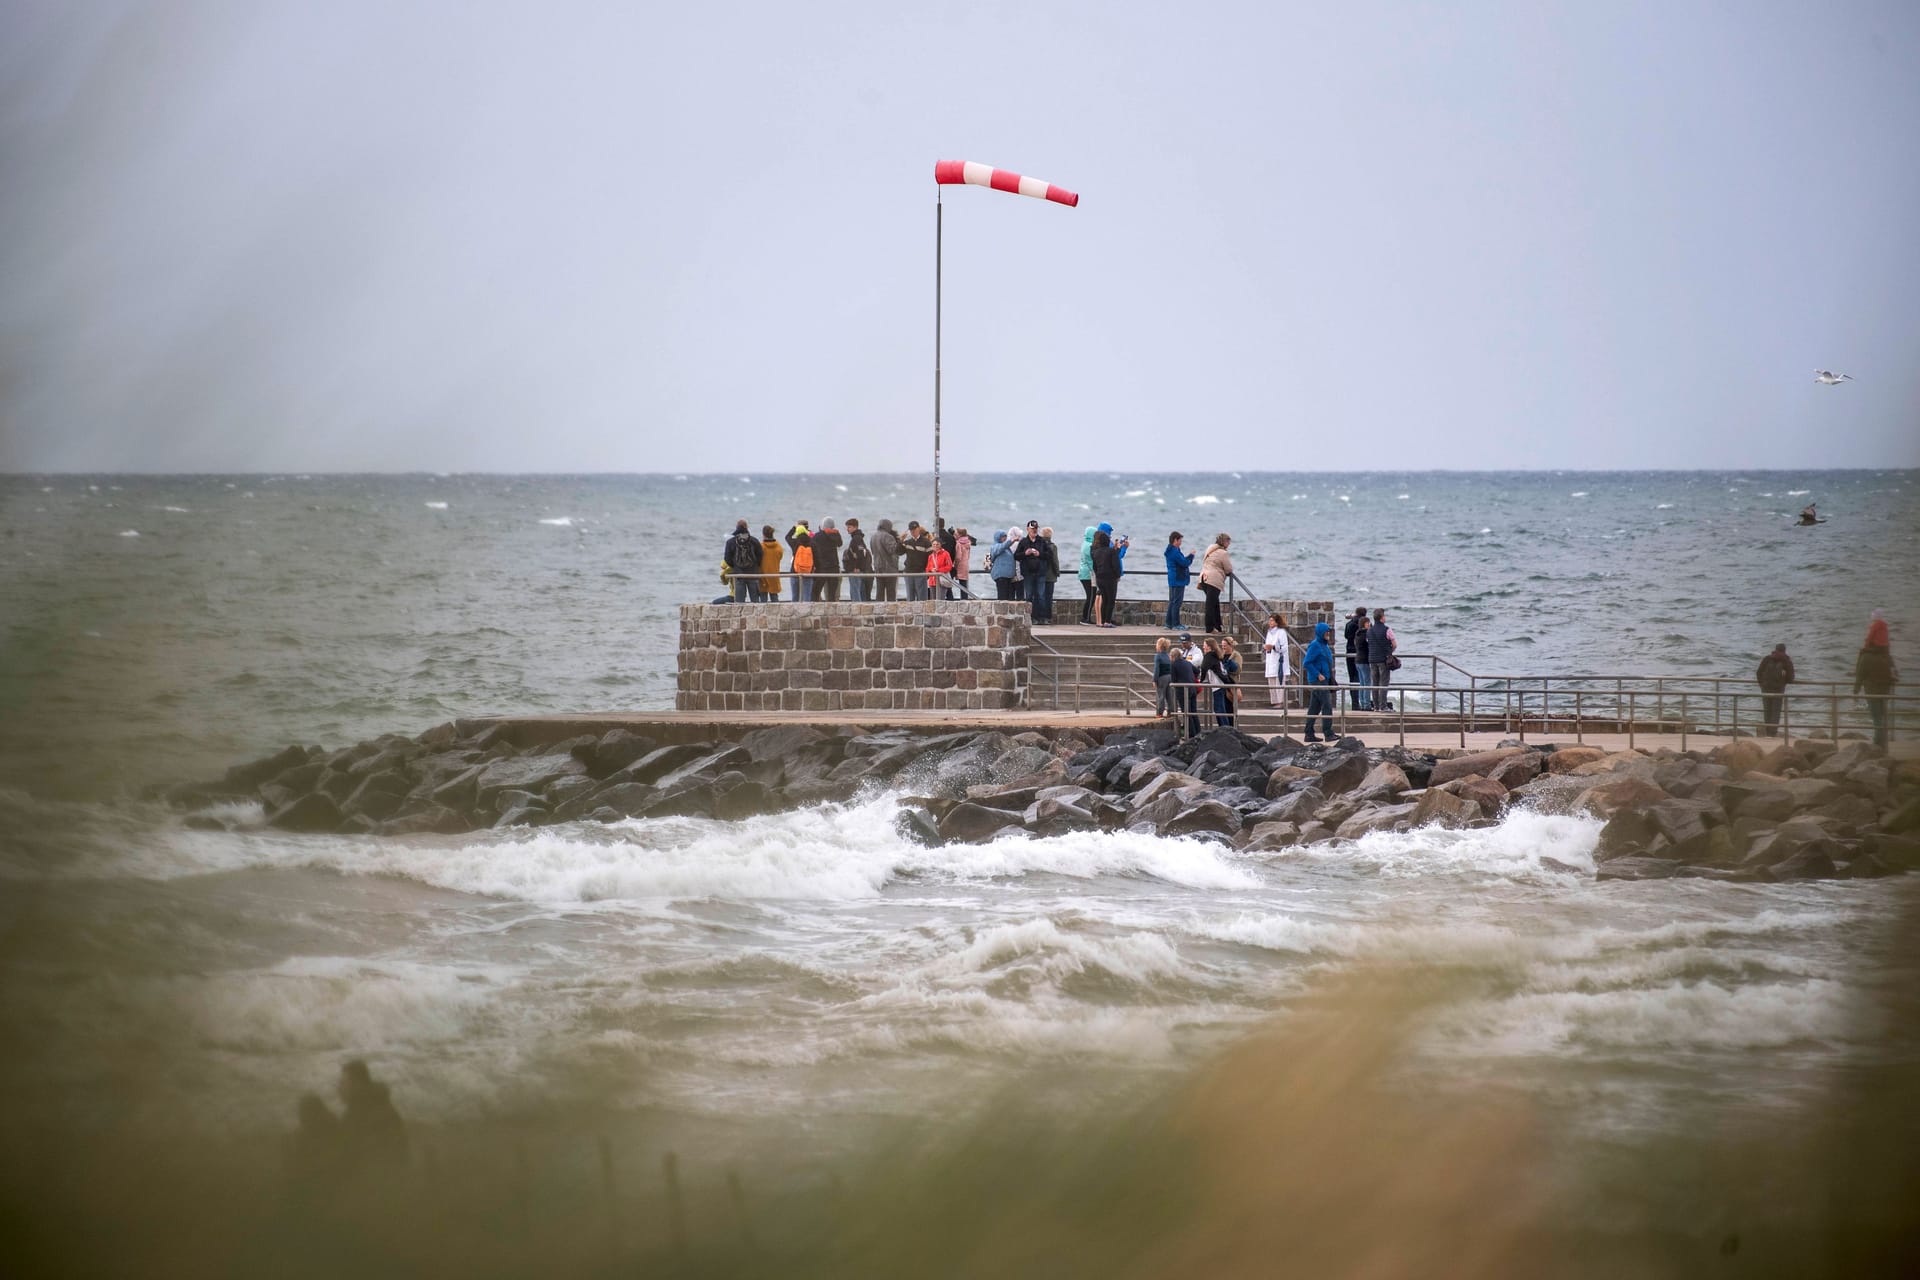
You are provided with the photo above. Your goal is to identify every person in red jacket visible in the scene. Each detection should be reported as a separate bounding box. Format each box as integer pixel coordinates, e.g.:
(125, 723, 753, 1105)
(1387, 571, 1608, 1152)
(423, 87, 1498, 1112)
(926, 543, 955, 599)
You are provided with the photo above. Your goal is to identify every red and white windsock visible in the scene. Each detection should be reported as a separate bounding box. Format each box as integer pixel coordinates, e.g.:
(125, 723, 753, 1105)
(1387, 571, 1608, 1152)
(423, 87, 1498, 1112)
(934, 160, 1079, 208)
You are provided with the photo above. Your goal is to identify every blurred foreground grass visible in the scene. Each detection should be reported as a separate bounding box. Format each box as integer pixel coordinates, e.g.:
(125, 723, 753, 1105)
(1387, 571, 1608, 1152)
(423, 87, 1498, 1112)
(3, 950, 1917, 1280)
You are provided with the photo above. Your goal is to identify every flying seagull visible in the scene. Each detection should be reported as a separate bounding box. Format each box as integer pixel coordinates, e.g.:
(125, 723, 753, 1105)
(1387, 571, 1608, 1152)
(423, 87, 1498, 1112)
(1814, 370, 1854, 385)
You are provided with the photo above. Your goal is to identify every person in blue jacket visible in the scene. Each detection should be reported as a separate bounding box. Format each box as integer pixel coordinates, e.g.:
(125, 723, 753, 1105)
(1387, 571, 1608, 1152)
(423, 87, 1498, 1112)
(1163, 531, 1194, 630)
(987, 530, 1019, 600)
(1302, 620, 1337, 743)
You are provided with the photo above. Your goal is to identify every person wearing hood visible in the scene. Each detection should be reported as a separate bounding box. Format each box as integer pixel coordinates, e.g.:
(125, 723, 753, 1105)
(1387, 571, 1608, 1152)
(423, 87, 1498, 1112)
(723, 519, 764, 603)
(1077, 526, 1099, 624)
(1754, 643, 1794, 737)
(1090, 528, 1123, 627)
(758, 525, 784, 601)
(1164, 532, 1195, 630)
(842, 518, 873, 602)
(988, 530, 1019, 599)
(811, 519, 844, 601)
(784, 521, 812, 601)
(870, 519, 902, 600)
(1302, 621, 1337, 743)
(1854, 615, 1898, 749)
(788, 525, 815, 602)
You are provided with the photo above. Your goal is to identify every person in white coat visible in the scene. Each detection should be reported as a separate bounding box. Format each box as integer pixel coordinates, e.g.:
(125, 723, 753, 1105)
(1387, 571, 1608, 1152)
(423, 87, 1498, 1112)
(1262, 612, 1292, 708)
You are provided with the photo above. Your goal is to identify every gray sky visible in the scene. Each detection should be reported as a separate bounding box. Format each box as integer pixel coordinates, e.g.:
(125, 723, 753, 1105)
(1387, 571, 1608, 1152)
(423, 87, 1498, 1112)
(2, 1, 1916, 473)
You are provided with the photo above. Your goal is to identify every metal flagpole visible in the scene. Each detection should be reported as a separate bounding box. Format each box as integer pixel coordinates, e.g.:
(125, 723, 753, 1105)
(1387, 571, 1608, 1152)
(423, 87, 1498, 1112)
(933, 185, 944, 539)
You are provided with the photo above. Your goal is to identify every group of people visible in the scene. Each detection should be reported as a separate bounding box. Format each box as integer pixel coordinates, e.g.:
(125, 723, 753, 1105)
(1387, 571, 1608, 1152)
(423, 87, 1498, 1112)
(721, 517, 956, 603)
(1767, 610, 1903, 747)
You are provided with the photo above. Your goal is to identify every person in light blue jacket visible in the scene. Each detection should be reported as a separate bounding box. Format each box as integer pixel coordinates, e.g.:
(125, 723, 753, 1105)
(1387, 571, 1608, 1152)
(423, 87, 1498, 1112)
(987, 530, 1019, 600)
(1077, 526, 1098, 624)
(1163, 531, 1194, 630)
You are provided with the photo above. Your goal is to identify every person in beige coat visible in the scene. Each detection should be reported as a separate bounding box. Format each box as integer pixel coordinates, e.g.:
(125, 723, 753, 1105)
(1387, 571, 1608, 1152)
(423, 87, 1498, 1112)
(1198, 534, 1233, 634)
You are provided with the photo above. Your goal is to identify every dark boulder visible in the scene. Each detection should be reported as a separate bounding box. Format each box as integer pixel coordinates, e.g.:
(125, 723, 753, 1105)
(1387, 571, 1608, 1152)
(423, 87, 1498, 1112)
(610, 743, 712, 786)
(226, 745, 312, 792)
(1595, 856, 1680, 882)
(1313, 752, 1371, 797)
(1164, 799, 1243, 839)
(938, 802, 1024, 843)
(268, 791, 342, 833)
(895, 806, 943, 846)
(712, 777, 775, 821)
(574, 728, 659, 779)
(474, 754, 587, 810)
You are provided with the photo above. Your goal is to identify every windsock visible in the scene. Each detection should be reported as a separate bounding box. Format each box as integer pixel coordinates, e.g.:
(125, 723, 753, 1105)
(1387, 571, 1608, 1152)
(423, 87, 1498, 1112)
(934, 160, 1079, 208)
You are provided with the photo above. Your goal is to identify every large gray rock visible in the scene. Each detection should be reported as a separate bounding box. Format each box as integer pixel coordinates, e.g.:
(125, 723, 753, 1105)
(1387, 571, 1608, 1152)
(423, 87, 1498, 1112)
(575, 728, 659, 779)
(654, 745, 753, 791)
(226, 744, 313, 792)
(1263, 786, 1325, 825)
(1596, 857, 1680, 881)
(1351, 762, 1411, 802)
(1023, 797, 1100, 835)
(610, 743, 713, 786)
(1164, 800, 1243, 839)
(1240, 820, 1300, 851)
(1411, 787, 1475, 828)
(1133, 771, 1206, 808)
(738, 724, 829, 762)
(1486, 752, 1545, 791)
(1429, 747, 1530, 788)
(474, 753, 588, 810)
(1313, 752, 1372, 797)
(268, 791, 341, 833)
(1334, 803, 1418, 840)
(938, 802, 1024, 843)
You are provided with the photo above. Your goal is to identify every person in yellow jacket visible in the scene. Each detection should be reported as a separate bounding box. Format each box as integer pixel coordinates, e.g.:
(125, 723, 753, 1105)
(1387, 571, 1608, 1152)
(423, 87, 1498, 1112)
(758, 525, 783, 601)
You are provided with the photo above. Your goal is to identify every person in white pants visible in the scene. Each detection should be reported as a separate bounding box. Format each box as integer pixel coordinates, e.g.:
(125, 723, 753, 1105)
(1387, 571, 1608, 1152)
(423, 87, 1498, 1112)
(1263, 613, 1292, 708)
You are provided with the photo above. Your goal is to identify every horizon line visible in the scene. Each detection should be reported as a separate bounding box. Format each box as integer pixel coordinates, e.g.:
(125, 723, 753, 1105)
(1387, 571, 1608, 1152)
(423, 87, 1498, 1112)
(5, 466, 1915, 479)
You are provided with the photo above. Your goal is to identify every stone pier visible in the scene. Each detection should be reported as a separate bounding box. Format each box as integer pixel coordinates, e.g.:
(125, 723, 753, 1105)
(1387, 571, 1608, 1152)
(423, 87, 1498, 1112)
(676, 601, 1032, 713)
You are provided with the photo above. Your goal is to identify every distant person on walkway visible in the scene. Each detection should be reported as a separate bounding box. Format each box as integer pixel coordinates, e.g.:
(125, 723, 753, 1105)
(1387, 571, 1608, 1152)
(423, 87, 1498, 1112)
(927, 540, 954, 598)
(843, 519, 872, 601)
(988, 530, 1019, 600)
(1303, 621, 1337, 743)
(1345, 607, 1369, 710)
(1017, 521, 1049, 617)
(901, 521, 934, 601)
(1078, 526, 1099, 624)
(789, 526, 815, 602)
(1854, 621, 1898, 749)
(1164, 532, 1195, 630)
(758, 526, 783, 601)
(1367, 608, 1395, 707)
(952, 528, 973, 599)
(1153, 637, 1175, 716)
(1039, 526, 1061, 624)
(1263, 612, 1291, 708)
(1170, 641, 1201, 737)
(812, 519, 844, 602)
(1755, 643, 1795, 737)
(871, 519, 902, 600)
(1090, 528, 1123, 628)
(1199, 533, 1233, 634)
(724, 520, 763, 602)
(1867, 608, 1889, 647)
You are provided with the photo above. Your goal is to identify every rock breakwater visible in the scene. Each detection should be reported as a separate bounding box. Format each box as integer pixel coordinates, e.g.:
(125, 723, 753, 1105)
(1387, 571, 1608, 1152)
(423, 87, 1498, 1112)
(171, 721, 1919, 883)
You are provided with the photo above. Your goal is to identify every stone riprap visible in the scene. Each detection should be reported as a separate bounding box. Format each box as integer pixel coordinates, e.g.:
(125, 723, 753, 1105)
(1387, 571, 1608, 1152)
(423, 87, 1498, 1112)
(677, 601, 1032, 713)
(176, 720, 1918, 884)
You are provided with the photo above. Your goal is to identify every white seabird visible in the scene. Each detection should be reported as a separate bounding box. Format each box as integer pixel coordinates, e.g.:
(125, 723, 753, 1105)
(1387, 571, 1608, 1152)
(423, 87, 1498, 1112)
(1813, 369, 1854, 385)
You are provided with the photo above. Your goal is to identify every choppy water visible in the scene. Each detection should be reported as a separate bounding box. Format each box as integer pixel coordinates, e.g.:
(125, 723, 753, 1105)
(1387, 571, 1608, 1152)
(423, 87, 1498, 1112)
(1, 471, 1917, 1265)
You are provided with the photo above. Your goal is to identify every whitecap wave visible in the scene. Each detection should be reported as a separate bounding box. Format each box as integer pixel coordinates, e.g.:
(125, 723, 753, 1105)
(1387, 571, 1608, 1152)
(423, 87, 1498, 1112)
(1786, 489, 1810, 496)
(425, 501, 449, 510)
(538, 516, 573, 526)
(117, 529, 139, 538)
(1188, 495, 1221, 505)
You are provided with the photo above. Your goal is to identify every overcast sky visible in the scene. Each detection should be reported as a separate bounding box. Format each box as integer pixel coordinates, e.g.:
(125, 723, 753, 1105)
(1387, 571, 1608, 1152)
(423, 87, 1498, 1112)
(2, 1, 1916, 473)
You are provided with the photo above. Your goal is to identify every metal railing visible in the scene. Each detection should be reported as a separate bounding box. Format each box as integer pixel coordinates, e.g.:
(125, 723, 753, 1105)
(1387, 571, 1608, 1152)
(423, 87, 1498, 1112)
(1137, 673, 1915, 746)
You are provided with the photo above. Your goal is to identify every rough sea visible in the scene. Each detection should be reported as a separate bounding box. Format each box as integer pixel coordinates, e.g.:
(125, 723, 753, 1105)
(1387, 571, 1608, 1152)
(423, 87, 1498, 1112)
(2, 470, 1917, 1272)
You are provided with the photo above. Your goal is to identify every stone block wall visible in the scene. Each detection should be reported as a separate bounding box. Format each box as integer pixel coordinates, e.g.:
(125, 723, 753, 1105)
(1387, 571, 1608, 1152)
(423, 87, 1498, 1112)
(677, 601, 1032, 712)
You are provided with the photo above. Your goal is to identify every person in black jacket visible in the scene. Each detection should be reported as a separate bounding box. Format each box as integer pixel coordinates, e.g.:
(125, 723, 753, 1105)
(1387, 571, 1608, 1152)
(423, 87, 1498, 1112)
(723, 520, 764, 602)
(1090, 529, 1123, 628)
(1366, 609, 1394, 707)
(1347, 607, 1370, 710)
(1169, 645, 1201, 737)
(843, 519, 873, 601)
(1016, 521, 1050, 619)
(811, 519, 844, 602)
(900, 521, 934, 601)
(1754, 644, 1795, 736)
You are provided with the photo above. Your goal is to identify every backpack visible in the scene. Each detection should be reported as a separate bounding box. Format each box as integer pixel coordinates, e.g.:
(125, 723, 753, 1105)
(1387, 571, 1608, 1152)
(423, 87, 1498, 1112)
(793, 544, 814, 574)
